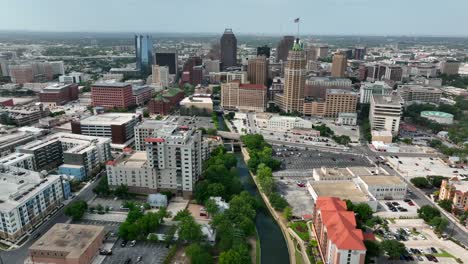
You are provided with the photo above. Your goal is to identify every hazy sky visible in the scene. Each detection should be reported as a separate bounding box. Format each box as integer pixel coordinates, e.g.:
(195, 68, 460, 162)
(1, 0, 466, 36)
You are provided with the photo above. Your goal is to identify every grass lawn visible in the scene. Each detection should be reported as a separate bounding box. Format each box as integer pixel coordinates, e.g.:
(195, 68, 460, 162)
(433, 249, 455, 258)
(290, 221, 310, 241)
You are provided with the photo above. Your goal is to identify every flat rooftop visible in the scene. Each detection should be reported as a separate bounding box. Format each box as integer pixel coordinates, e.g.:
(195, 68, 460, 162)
(372, 94, 404, 105)
(360, 175, 405, 185)
(93, 81, 131, 88)
(29, 223, 105, 259)
(42, 83, 73, 92)
(80, 113, 138, 126)
(136, 120, 169, 130)
(117, 151, 148, 167)
(309, 181, 370, 203)
(180, 97, 213, 104)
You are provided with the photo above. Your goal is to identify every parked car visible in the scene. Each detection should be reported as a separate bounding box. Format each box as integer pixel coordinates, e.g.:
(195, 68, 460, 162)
(121, 240, 127, 247)
(99, 249, 112, 255)
(137, 256, 142, 262)
(130, 240, 136, 247)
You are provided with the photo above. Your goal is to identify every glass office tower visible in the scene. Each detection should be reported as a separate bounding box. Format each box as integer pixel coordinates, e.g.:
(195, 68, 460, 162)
(135, 35, 153, 74)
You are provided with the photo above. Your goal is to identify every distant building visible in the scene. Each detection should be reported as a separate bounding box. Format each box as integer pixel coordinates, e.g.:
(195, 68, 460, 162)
(353, 47, 366, 60)
(338, 112, 357, 126)
(324, 89, 358, 118)
(91, 82, 134, 109)
(383, 65, 403, 82)
(360, 81, 393, 104)
(28, 224, 105, 264)
(397, 85, 442, 105)
(221, 82, 267, 112)
(135, 35, 153, 74)
(204, 59, 220, 74)
(367, 64, 387, 82)
(369, 94, 404, 135)
(247, 56, 268, 85)
(276, 35, 295, 62)
(311, 197, 367, 264)
(148, 87, 185, 115)
(257, 45, 271, 58)
(440, 60, 460, 76)
(152, 65, 169, 87)
(331, 53, 347, 77)
(266, 116, 312, 132)
(2, 104, 49, 126)
(220, 29, 237, 69)
(132, 85, 153, 106)
(226, 71, 248, 83)
(305, 77, 352, 98)
(316, 46, 329, 59)
(71, 113, 140, 148)
(39, 83, 79, 107)
(59, 72, 86, 84)
(155, 50, 178, 75)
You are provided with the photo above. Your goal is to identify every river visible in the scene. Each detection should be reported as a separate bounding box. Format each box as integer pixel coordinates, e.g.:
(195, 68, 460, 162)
(216, 113, 289, 264)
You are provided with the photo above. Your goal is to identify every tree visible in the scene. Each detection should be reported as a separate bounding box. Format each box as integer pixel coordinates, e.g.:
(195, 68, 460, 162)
(65, 200, 88, 220)
(381, 240, 406, 259)
(283, 206, 293, 220)
(364, 240, 382, 262)
(225, 112, 235, 120)
(114, 184, 131, 199)
(430, 217, 449, 233)
(205, 198, 219, 216)
(178, 216, 204, 243)
(418, 205, 441, 222)
(268, 192, 289, 211)
(401, 138, 412, 145)
(438, 199, 453, 212)
(186, 244, 213, 264)
(410, 177, 431, 188)
(206, 128, 217, 136)
(93, 176, 111, 196)
(219, 246, 251, 264)
(428, 176, 448, 188)
(352, 203, 374, 224)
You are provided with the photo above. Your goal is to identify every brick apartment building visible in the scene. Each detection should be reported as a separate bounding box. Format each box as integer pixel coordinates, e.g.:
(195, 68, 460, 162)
(312, 197, 366, 264)
(148, 88, 185, 115)
(39, 83, 79, 106)
(91, 82, 134, 109)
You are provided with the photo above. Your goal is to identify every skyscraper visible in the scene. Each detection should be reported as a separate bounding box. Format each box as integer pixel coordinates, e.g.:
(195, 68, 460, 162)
(220, 29, 237, 69)
(247, 56, 268, 85)
(317, 46, 329, 59)
(155, 50, 178, 75)
(135, 35, 153, 74)
(276, 39, 307, 113)
(331, 53, 347, 77)
(276, 35, 295, 62)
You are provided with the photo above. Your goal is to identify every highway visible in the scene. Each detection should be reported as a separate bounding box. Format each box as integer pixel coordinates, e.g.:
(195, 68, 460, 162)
(0, 176, 101, 264)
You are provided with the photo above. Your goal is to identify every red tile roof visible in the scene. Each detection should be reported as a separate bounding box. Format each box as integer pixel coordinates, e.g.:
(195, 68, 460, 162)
(106, 160, 117, 166)
(316, 197, 366, 251)
(363, 233, 376, 241)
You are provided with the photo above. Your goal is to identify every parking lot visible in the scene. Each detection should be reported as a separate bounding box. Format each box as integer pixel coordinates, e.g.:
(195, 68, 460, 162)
(276, 179, 314, 217)
(272, 146, 372, 170)
(101, 239, 170, 264)
(175, 115, 215, 130)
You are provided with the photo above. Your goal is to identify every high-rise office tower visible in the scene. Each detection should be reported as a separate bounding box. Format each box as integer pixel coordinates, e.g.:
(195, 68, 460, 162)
(276, 35, 295, 62)
(220, 29, 237, 69)
(353, 47, 366, 60)
(155, 50, 178, 75)
(257, 45, 271, 58)
(278, 39, 307, 113)
(152, 65, 169, 87)
(331, 53, 347, 77)
(247, 56, 268, 85)
(135, 35, 153, 74)
(317, 46, 329, 59)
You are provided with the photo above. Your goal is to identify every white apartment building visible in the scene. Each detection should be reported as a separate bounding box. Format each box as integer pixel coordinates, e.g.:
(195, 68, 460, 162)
(134, 120, 169, 151)
(226, 71, 248, 83)
(359, 81, 393, 104)
(0, 153, 35, 170)
(369, 94, 404, 135)
(108, 124, 203, 198)
(357, 175, 407, 200)
(59, 72, 86, 84)
(0, 165, 64, 242)
(266, 116, 313, 132)
(106, 151, 158, 194)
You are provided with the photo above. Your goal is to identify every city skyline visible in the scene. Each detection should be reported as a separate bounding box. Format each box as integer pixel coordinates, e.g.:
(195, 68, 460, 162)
(1, 0, 467, 37)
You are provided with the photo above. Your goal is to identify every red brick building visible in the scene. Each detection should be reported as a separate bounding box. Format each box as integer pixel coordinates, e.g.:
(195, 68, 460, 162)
(91, 82, 134, 109)
(148, 88, 185, 115)
(312, 197, 367, 264)
(39, 83, 79, 106)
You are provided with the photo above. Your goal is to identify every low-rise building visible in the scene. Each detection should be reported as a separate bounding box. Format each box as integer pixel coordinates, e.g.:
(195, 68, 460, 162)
(313, 167, 356, 181)
(147, 88, 185, 115)
(420, 111, 454, 125)
(0, 166, 65, 242)
(221, 81, 267, 112)
(28, 224, 105, 264)
(371, 130, 393, 144)
(180, 96, 213, 115)
(311, 197, 366, 264)
(39, 83, 79, 107)
(0, 152, 35, 170)
(2, 104, 50, 126)
(337, 112, 357, 126)
(91, 82, 134, 109)
(71, 113, 141, 149)
(132, 85, 153, 106)
(439, 178, 468, 210)
(359, 81, 393, 104)
(266, 116, 312, 132)
(397, 85, 442, 105)
(357, 175, 407, 200)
